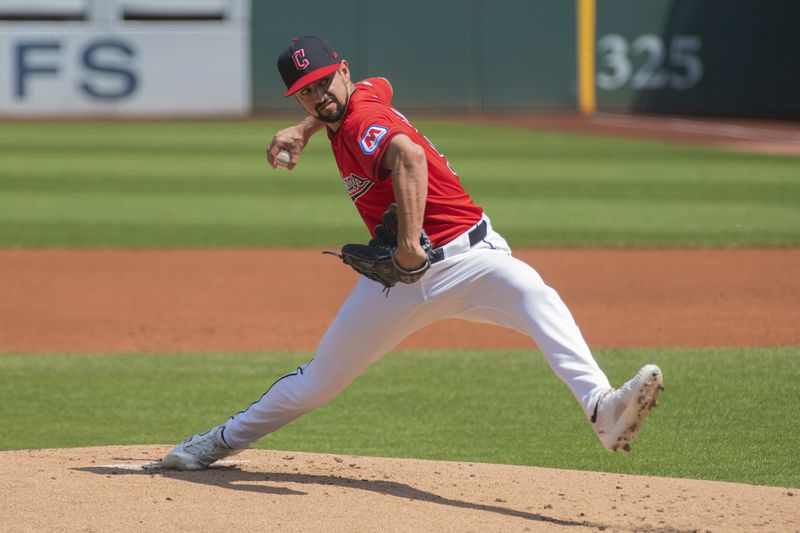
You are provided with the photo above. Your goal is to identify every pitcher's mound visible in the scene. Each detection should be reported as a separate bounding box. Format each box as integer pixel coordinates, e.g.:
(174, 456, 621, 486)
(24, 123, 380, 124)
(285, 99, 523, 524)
(1, 446, 796, 532)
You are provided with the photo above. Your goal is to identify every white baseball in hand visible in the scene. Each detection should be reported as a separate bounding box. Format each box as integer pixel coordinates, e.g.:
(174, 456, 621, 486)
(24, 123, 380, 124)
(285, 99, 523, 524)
(276, 150, 291, 168)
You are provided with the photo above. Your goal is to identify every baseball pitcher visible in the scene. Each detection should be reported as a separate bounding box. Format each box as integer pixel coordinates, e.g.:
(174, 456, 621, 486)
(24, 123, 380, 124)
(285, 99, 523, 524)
(161, 36, 664, 470)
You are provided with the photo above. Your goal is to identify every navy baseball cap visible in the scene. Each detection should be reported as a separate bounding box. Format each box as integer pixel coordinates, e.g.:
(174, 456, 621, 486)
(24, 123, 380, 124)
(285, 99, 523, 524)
(278, 36, 341, 96)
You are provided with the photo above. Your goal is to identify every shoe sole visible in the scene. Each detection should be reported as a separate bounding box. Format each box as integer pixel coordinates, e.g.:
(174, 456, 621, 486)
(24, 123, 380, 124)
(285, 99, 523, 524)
(607, 364, 664, 452)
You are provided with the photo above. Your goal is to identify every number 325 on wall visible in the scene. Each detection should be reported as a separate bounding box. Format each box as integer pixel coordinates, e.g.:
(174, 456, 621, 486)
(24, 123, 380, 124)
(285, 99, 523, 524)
(596, 34, 703, 91)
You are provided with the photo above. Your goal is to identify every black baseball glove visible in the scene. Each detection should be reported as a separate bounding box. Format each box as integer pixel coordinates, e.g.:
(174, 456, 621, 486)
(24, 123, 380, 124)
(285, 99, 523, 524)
(325, 204, 433, 291)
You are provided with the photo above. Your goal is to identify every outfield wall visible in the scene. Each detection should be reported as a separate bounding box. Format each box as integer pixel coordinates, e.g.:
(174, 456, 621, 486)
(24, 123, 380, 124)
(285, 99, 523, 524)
(0, 0, 250, 116)
(252, 0, 800, 118)
(250, 0, 576, 112)
(1, 0, 797, 118)
(596, 0, 800, 118)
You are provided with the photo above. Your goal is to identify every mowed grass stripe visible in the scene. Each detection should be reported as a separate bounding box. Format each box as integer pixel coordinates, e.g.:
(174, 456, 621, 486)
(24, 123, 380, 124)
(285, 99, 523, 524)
(1, 347, 797, 488)
(1, 120, 799, 247)
(1, 194, 794, 246)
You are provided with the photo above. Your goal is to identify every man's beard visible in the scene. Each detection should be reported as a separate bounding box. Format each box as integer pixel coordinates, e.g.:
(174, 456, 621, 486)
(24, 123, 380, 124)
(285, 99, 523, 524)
(315, 96, 346, 123)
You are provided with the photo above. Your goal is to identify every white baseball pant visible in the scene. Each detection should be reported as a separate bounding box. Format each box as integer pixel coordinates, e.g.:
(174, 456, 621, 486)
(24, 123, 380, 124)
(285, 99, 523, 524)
(223, 215, 612, 449)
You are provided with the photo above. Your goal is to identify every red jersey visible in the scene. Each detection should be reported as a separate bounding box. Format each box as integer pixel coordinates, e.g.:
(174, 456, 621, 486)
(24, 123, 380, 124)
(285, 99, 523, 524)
(327, 77, 482, 247)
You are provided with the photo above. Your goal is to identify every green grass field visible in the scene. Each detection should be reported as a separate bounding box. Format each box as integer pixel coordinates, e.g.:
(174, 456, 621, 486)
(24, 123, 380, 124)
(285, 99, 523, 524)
(1, 120, 798, 247)
(1, 120, 798, 489)
(0, 348, 798, 488)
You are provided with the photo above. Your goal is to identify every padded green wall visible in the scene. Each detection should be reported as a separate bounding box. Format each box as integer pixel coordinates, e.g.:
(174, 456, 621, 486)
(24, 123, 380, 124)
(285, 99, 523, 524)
(251, 0, 800, 117)
(251, 0, 576, 112)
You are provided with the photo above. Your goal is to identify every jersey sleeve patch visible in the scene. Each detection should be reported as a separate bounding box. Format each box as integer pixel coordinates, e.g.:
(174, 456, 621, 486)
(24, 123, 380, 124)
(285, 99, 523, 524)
(359, 124, 389, 155)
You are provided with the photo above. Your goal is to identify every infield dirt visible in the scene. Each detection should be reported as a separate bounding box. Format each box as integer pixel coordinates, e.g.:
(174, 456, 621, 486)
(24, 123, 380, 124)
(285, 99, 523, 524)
(2, 248, 798, 352)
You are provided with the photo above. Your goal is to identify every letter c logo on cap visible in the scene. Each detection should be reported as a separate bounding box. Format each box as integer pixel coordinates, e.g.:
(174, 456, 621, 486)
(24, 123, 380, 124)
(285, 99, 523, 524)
(292, 49, 309, 70)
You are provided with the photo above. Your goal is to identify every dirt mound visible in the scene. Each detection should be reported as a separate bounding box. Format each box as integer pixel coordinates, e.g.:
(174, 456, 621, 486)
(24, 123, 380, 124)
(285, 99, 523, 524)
(1, 446, 796, 532)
